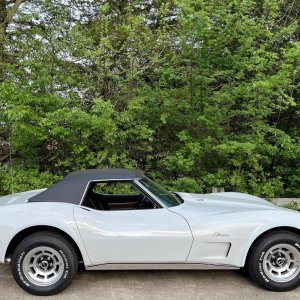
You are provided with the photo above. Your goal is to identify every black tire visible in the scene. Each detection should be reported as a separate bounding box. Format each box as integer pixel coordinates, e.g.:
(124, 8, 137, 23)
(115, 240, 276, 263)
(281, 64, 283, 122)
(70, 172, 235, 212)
(12, 231, 78, 296)
(238, 266, 249, 276)
(247, 231, 300, 291)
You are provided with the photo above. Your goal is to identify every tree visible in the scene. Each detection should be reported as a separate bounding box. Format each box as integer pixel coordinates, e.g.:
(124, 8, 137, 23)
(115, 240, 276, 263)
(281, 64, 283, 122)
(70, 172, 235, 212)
(0, 0, 27, 82)
(0, 0, 300, 198)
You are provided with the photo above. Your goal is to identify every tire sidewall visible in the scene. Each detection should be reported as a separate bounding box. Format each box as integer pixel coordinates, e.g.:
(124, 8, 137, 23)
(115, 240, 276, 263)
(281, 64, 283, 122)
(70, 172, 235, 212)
(254, 235, 300, 290)
(12, 236, 76, 295)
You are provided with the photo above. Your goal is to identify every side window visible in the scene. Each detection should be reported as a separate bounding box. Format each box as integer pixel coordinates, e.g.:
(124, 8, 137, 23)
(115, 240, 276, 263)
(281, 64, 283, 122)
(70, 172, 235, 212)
(82, 181, 160, 211)
(93, 181, 139, 195)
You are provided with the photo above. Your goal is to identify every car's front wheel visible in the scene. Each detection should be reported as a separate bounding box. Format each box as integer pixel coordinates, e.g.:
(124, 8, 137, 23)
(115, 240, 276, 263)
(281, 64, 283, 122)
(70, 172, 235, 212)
(248, 231, 300, 291)
(12, 231, 78, 296)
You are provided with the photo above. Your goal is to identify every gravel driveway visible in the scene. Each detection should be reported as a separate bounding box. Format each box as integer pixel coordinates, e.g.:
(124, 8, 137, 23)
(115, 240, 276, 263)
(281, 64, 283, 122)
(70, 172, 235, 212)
(0, 264, 299, 300)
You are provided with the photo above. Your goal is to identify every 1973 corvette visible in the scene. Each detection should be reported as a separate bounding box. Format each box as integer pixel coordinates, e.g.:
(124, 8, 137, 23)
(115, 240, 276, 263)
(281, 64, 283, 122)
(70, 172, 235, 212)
(0, 168, 300, 295)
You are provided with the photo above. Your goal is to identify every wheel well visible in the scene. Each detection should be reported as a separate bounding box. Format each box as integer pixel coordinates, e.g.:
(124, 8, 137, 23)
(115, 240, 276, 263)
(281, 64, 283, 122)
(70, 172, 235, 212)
(5, 226, 83, 263)
(244, 226, 300, 266)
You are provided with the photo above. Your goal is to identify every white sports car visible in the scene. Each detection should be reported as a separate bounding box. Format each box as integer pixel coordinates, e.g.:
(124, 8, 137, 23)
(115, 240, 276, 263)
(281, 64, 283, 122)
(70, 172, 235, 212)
(0, 169, 300, 295)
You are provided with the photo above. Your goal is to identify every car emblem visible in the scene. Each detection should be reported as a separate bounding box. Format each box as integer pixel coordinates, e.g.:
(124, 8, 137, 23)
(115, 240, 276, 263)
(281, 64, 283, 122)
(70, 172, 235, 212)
(212, 232, 229, 237)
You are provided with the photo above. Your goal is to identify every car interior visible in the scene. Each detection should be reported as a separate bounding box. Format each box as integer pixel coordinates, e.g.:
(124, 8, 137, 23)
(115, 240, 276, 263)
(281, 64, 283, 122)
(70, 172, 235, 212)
(82, 181, 160, 211)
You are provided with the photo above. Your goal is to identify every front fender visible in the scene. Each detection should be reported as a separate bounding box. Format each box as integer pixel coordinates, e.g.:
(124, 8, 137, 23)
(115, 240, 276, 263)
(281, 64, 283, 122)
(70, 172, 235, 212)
(239, 209, 300, 266)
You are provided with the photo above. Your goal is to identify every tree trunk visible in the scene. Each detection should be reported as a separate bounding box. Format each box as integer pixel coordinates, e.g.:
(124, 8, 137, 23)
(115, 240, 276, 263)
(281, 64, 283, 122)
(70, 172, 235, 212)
(0, 0, 27, 83)
(0, 0, 7, 83)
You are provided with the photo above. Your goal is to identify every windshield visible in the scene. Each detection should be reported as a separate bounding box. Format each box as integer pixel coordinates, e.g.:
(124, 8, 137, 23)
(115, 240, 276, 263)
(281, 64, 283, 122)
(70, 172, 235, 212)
(139, 177, 183, 207)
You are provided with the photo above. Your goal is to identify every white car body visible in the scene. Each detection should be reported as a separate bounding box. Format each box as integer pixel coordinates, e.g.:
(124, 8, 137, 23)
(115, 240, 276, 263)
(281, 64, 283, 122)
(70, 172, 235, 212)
(0, 186, 299, 270)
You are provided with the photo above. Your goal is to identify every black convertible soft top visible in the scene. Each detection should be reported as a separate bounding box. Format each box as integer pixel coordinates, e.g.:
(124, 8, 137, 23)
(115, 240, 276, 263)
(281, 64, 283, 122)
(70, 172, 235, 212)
(28, 168, 144, 205)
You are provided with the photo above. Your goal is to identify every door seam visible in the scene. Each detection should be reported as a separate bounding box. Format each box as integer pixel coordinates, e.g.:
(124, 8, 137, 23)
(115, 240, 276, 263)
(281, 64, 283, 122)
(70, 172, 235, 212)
(168, 209, 194, 262)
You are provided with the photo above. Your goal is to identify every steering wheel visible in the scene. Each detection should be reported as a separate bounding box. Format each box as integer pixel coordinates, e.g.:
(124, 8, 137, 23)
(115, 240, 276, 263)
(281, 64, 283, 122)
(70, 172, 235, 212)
(134, 194, 147, 210)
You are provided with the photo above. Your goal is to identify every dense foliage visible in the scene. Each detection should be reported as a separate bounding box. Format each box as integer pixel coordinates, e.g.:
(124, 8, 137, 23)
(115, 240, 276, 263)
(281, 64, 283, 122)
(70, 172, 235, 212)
(0, 0, 299, 197)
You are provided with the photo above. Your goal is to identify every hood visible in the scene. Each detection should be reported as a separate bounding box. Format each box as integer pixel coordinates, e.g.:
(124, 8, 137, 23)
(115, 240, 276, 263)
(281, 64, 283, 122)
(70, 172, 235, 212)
(0, 189, 46, 206)
(171, 191, 278, 216)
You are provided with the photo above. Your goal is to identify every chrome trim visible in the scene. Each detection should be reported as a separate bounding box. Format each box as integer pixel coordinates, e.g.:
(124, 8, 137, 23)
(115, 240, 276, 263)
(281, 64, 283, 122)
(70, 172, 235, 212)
(85, 263, 239, 271)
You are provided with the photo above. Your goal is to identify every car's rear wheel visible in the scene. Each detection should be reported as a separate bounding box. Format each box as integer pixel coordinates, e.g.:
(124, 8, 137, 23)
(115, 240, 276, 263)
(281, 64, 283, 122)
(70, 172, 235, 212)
(12, 231, 78, 296)
(248, 231, 300, 291)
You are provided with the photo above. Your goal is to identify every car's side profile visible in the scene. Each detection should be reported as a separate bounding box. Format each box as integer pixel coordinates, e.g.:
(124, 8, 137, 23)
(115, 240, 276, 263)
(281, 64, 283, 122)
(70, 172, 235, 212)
(0, 168, 300, 295)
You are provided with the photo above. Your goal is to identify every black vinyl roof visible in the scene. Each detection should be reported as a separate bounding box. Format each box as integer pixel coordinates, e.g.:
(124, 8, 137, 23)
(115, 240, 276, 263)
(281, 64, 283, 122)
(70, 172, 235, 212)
(28, 168, 144, 205)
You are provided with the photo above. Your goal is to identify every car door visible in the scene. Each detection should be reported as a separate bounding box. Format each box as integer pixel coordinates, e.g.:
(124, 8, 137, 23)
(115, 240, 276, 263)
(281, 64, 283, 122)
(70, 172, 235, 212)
(73, 206, 193, 265)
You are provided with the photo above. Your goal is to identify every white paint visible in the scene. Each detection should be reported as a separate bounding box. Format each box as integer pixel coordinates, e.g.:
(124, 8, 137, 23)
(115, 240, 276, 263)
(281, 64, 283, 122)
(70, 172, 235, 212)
(0, 189, 299, 271)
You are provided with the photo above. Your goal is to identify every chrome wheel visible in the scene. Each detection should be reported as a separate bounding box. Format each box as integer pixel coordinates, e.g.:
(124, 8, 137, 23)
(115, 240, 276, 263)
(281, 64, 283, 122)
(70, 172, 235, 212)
(263, 243, 300, 283)
(22, 247, 65, 286)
